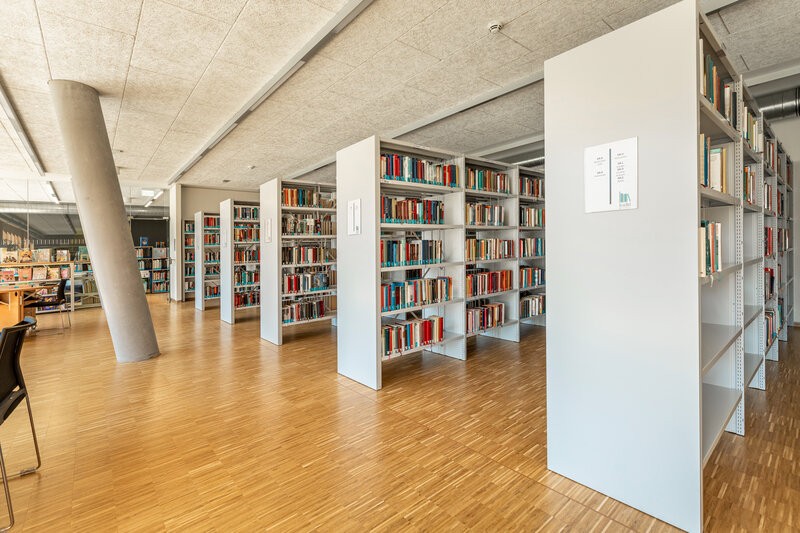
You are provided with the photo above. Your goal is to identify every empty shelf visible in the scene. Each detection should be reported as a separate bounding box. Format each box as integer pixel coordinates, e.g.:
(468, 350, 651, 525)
(702, 383, 742, 464)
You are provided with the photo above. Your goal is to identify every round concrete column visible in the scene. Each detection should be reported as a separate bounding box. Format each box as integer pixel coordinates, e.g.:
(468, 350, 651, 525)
(49, 80, 160, 363)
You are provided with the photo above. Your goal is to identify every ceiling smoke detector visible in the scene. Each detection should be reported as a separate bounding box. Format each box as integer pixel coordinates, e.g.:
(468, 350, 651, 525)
(488, 21, 502, 33)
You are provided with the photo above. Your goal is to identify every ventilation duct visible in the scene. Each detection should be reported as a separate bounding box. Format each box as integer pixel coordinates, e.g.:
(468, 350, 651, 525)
(759, 87, 800, 122)
(0, 201, 167, 217)
(515, 156, 545, 168)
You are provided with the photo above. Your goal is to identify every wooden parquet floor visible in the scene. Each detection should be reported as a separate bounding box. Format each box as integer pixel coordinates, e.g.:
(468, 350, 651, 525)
(0, 296, 795, 531)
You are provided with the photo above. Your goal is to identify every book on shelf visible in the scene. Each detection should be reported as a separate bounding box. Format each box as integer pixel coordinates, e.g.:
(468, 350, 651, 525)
(765, 140, 776, 170)
(382, 316, 444, 358)
(46, 267, 60, 280)
(777, 189, 784, 217)
(698, 220, 722, 276)
(381, 153, 459, 188)
(0, 270, 13, 283)
(203, 216, 220, 228)
(235, 291, 260, 308)
(380, 277, 452, 312)
(204, 250, 220, 263)
(282, 187, 336, 208)
(701, 45, 737, 128)
(35, 249, 51, 262)
(466, 168, 510, 194)
(56, 250, 70, 262)
(520, 294, 545, 319)
(743, 107, 762, 152)
(520, 267, 545, 289)
(204, 233, 220, 245)
(466, 301, 504, 334)
(764, 226, 774, 256)
(234, 268, 259, 286)
(234, 227, 260, 242)
(778, 298, 784, 330)
(743, 166, 756, 205)
(283, 270, 334, 294)
(282, 246, 334, 265)
(234, 206, 259, 220)
(520, 175, 544, 198)
(282, 214, 335, 236)
(765, 308, 777, 342)
(466, 202, 505, 226)
(32, 267, 46, 281)
(204, 285, 220, 298)
(381, 197, 444, 224)
(18, 267, 31, 281)
(465, 238, 514, 262)
(520, 237, 544, 258)
(234, 249, 259, 263)
(382, 239, 443, 267)
(466, 268, 512, 298)
(764, 182, 774, 212)
(520, 207, 545, 228)
(184, 221, 195, 233)
(778, 228, 790, 252)
(18, 249, 32, 263)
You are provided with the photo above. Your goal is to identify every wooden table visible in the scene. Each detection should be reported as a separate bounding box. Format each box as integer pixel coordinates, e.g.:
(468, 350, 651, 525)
(0, 285, 46, 330)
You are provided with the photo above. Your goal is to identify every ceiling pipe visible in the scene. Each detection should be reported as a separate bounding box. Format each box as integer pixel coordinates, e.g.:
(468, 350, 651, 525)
(0, 200, 167, 217)
(759, 87, 800, 121)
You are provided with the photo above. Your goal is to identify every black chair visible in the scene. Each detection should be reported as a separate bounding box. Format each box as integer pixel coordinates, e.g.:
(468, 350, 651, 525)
(0, 317, 40, 531)
(24, 279, 71, 332)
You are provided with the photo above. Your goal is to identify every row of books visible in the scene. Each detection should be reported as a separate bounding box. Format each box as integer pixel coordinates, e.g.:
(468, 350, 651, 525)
(743, 166, 756, 205)
(283, 270, 334, 294)
(151, 281, 168, 293)
(135, 248, 152, 259)
(520, 238, 544, 258)
(235, 291, 260, 309)
(465, 238, 514, 262)
(765, 227, 774, 256)
(234, 206, 259, 220)
(765, 140, 776, 171)
(701, 50, 736, 128)
(235, 249, 259, 263)
(381, 153, 459, 188)
(203, 216, 220, 228)
(234, 227, 259, 243)
(204, 250, 220, 262)
(381, 239, 442, 267)
(466, 302, 504, 334)
(185, 250, 194, 262)
(381, 197, 444, 224)
(185, 265, 195, 277)
(777, 190, 784, 217)
(0, 266, 69, 283)
(203, 233, 221, 245)
(744, 107, 762, 152)
(520, 267, 545, 288)
(520, 294, 545, 319)
(184, 280, 195, 292)
(0, 249, 72, 263)
(282, 246, 334, 265)
(520, 175, 544, 199)
(282, 215, 335, 236)
(282, 188, 336, 209)
(206, 264, 220, 276)
(380, 277, 452, 312)
(778, 228, 790, 252)
(521, 207, 545, 228)
(466, 202, 505, 226)
(152, 259, 167, 270)
(699, 221, 722, 276)
(764, 183, 774, 212)
(765, 308, 777, 343)
(466, 269, 512, 298)
(282, 297, 331, 324)
(184, 236, 195, 247)
(699, 136, 731, 194)
(204, 285, 220, 298)
(137, 260, 148, 270)
(382, 316, 444, 358)
(765, 267, 776, 300)
(234, 269, 259, 286)
(152, 270, 168, 282)
(466, 168, 510, 194)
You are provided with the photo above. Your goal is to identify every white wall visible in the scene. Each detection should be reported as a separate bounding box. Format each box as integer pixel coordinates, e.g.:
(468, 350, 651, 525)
(770, 117, 800, 323)
(182, 186, 258, 215)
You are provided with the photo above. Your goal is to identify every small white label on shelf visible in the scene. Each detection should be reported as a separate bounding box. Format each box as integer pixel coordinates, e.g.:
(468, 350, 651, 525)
(584, 137, 638, 213)
(348, 199, 361, 235)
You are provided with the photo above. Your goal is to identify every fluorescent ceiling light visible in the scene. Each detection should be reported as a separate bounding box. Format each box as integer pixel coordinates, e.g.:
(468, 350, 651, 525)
(144, 199, 154, 208)
(0, 80, 45, 176)
(141, 189, 155, 196)
(152, 189, 164, 200)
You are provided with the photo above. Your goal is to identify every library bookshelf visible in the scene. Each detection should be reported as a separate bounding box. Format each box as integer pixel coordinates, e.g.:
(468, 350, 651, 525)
(335, 136, 541, 390)
(183, 220, 195, 298)
(518, 165, 546, 327)
(73, 260, 100, 309)
(135, 246, 169, 294)
(220, 200, 260, 324)
(260, 179, 337, 345)
(194, 212, 220, 311)
(543, 1, 792, 531)
(0, 261, 76, 313)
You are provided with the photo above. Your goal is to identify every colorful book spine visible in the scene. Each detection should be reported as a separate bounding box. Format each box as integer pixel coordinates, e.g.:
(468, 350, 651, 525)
(234, 249, 259, 263)
(283, 270, 334, 294)
(380, 153, 460, 188)
(520, 207, 545, 228)
(204, 216, 220, 228)
(204, 250, 220, 263)
(764, 267, 776, 300)
(282, 188, 336, 209)
(765, 308, 777, 343)
(765, 227, 774, 256)
(381, 239, 442, 267)
(466, 302, 504, 334)
(233, 206, 259, 220)
(204, 232, 220, 245)
(204, 285, 220, 298)
(282, 297, 331, 323)
(520, 176, 544, 198)
(282, 215, 336, 235)
(233, 227, 260, 242)
(234, 291, 260, 308)
(282, 246, 335, 265)
(234, 268, 259, 286)
(519, 238, 544, 258)
(743, 166, 756, 205)
(520, 267, 545, 289)
(698, 221, 722, 276)
(520, 294, 545, 319)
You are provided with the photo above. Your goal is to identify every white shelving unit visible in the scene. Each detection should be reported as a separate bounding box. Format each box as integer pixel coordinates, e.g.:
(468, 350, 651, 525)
(776, 142, 794, 347)
(260, 178, 337, 345)
(194, 211, 220, 311)
(220, 199, 260, 324)
(543, 2, 782, 530)
(183, 219, 195, 298)
(518, 166, 546, 326)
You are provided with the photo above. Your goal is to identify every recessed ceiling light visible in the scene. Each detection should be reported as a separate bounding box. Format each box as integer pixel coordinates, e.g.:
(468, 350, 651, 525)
(141, 189, 155, 196)
(247, 165, 255, 170)
(488, 21, 502, 33)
